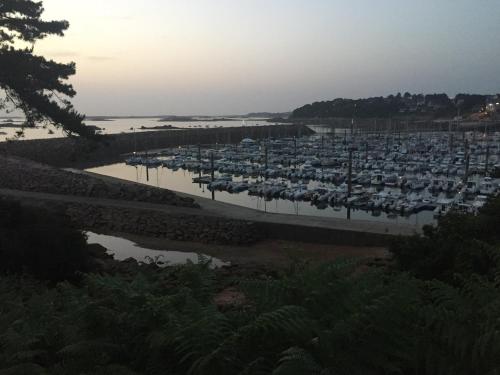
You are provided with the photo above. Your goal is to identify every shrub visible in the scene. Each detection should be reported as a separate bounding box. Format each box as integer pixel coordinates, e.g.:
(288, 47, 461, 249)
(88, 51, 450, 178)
(390, 198, 500, 283)
(0, 198, 90, 281)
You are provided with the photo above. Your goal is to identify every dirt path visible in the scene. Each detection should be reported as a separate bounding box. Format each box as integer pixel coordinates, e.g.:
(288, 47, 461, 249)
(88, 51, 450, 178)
(0, 185, 415, 247)
(75, 170, 421, 237)
(0, 187, 390, 265)
(67, 169, 421, 236)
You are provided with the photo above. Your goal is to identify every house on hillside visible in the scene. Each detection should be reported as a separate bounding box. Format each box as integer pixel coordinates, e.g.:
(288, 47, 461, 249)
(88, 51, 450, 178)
(486, 95, 500, 113)
(425, 94, 452, 111)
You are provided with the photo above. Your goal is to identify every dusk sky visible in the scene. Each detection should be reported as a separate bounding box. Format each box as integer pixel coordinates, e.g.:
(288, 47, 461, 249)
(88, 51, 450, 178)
(36, 0, 500, 116)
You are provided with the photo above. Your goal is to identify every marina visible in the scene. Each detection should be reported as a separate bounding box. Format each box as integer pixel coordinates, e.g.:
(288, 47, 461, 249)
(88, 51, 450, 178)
(89, 129, 500, 226)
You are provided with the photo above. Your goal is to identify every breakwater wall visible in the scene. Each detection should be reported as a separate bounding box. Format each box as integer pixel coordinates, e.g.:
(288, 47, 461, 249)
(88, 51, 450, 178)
(66, 203, 260, 245)
(1, 191, 261, 245)
(69, 203, 397, 247)
(0, 124, 313, 168)
(2, 187, 397, 247)
(293, 118, 500, 134)
(0, 187, 403, 247)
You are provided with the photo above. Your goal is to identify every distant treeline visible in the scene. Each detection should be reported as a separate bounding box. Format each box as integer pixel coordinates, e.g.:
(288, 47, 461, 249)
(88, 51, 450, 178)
(245, 112, 292, 118)
(292, 93, 496, 119)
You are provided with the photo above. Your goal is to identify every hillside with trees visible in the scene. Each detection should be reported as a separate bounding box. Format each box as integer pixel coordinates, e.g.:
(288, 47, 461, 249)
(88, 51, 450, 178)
(291, 93, 494, 119)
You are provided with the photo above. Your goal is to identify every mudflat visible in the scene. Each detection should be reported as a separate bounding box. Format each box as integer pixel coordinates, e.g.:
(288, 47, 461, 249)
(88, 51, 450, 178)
(103, 231, 388, 267)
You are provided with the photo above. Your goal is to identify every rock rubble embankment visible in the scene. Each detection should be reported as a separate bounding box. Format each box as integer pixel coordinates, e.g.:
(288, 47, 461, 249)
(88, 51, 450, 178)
(0, 155, 197, 208)
(66, 203, 260, 245)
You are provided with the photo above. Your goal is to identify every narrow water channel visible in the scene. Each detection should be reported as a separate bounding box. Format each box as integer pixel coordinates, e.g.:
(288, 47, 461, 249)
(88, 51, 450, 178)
(86, 232, 227, 267)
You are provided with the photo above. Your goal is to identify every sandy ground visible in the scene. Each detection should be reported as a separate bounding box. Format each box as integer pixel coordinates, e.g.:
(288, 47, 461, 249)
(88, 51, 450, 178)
(106, 231, 389, 267)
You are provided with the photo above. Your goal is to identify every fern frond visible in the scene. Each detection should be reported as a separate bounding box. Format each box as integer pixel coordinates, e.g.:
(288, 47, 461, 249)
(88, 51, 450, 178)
(0, 363, 47, 375)
(272, 347, 322, 375)
(57, 339, 123, 364)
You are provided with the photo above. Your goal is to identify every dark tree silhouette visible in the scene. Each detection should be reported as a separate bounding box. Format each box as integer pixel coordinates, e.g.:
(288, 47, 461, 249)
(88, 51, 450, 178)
(0, 0, 94, 137)
(291, 92, 489, 119)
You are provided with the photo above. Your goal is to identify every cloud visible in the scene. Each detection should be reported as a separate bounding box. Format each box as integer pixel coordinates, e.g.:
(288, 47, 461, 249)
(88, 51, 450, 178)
(44, 50, 80, 58)
(87, 56, 115, 62)
(97, 15, 134, 21)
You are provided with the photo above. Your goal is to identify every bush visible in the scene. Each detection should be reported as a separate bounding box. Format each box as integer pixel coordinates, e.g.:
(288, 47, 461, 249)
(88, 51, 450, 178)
(1, 259, 500, 375)
(0, 198, 90, 281)
(390, 197, 500, 283)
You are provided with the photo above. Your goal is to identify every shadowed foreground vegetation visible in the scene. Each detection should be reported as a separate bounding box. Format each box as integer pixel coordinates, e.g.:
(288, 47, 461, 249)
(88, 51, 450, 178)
(0, 199, 91, 282)
(1, 198, 500, 374)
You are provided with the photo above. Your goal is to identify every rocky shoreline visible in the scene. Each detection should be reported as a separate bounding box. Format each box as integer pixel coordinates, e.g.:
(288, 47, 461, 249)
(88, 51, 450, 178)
(66, 202, 260, 245)
(0, 154, 260, 245)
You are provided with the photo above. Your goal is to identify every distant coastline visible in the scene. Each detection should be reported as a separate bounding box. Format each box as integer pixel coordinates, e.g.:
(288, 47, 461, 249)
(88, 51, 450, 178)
(139, 124, 180, 130)
(157, 116, 236, 122)
(85, 116, 117, 122)
(0, 122, 22, 128)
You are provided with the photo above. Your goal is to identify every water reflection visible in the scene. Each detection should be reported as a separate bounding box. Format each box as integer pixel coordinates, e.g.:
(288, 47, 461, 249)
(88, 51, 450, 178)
(0, 117, 275, 142)
(86, 232, 227, 268)
(87, 164, 434, 226)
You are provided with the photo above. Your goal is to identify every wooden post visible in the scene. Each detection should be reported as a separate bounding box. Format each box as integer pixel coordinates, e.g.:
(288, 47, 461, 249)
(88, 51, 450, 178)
(198, 144, 202, 182)
(265, 143, 268, 179)
(485, 143, 490, 175)
(133, 127, 137, 153)
(351, 103, 356, 136)
(294, 137, 297, 169)
(210, 152, 215, 200)
(348, 149, 353, 198)
(464, 139, 470, 184)
(145, 150, 149, 182)
(210, 151, 215, 181)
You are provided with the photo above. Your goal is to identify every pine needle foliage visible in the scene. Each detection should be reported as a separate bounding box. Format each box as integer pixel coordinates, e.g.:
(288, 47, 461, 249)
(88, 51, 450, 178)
(0, 0, 95, 137)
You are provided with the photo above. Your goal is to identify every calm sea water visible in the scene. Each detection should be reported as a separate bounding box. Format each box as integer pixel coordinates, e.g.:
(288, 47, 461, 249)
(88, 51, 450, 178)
(88, 163, 435, 226)
(86, 232, 227, 267)
(0, 117, 272, 142)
